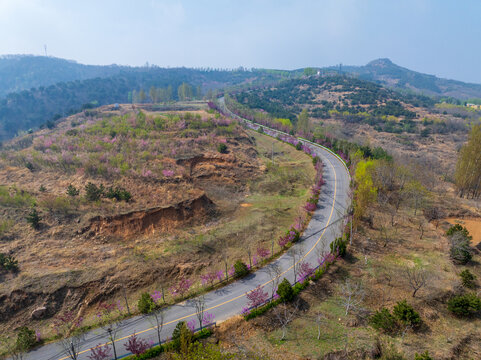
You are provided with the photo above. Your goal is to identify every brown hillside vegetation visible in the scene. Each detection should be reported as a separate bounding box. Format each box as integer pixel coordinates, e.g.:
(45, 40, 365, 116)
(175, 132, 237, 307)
(197, 160, 481, 360)
(215, 84, 481, 358)
(232, 75, 481, 177)
(0, 104, 316, 341)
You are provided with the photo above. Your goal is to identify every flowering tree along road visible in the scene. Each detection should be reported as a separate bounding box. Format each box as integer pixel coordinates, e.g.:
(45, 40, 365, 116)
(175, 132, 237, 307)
(24, 101, 350, 360)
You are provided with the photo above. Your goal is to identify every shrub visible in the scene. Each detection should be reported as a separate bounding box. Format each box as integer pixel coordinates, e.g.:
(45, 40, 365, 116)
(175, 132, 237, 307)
(234, 260, 249, 278)
(170, 277, 193, 298)
(26, 207, 41, 229)
(66, 129, 78, 136)
(449, 234, 472, 264)
(246, 285, 268, 309)
(370, 308, 398, 334)
(171, 321, 192, 351)
(0, 186, 35, 207)
(414, 351, 433, 360)
(0, 220, 12, 235)
(446, 224, 471, 238)
(16, 326, 37, 352)
(105, 186, 132, 202)
(420, 128, 430, 138)
(138, 293, 155, 314)
(45, 120, 55, 129)
(121, 328, 213, 360)
(66, 184, 80, 197)
(180, 324, 194, 355)
(460, 269, 476, 289)
(25, 162, 34, 171)
(217, 143, 228, 154)
(393, 300, 421, 327)
(330, 236, 347, 257)
(295, 142, 302, 150)
(85, 182, 104, 202)
(0, 253, 19, 272)
(447, 224, 473, 264)
(447, 293, 481, 317)
(244, 298, 281, 320)
(378, 343, 406, 360)
(277, 278, 294, 302)
(172, 342, 234, 360)
(39, 196, 73, 214)
(124, 333, 150, 357)
(171, 321, 184, 343)
(39, 185, 46, 192)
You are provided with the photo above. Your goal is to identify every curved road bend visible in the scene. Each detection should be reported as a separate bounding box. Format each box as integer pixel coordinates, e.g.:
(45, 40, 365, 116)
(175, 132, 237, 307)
(24, 101, 351, 360)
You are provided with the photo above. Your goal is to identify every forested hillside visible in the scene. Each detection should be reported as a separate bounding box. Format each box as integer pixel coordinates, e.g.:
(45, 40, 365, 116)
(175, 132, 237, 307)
(332, 58, 481, 99)
(0, 55, 125, 97)
(233, 75, 435, 133)
(3, 55, 481, 141)
(0, 67, 286, 140)
(227, 74, 481, 179)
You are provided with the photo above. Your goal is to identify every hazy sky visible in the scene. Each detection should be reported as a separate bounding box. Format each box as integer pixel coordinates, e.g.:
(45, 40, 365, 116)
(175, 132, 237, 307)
(1, 0, 480, 83)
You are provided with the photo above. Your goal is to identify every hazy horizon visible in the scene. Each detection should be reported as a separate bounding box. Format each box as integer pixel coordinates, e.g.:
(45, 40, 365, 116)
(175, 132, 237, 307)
(1, 0, 480, 83)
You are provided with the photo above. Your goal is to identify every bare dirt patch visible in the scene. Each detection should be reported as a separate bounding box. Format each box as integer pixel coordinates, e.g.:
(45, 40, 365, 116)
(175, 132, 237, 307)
(87, 192, 214, 238)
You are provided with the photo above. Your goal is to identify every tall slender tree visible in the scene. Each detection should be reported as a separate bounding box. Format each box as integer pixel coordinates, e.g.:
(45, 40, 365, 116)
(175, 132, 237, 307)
(177, 83, 192, 101)
(138, 89, 146, 103)
(455, 124, 481, 199)
(296, 109, 310, 135)
(149, 86, 158, 103)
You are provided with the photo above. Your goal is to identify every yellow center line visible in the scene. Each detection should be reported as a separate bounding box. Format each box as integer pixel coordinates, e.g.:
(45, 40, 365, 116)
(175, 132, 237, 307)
(56, 145, 340, 360)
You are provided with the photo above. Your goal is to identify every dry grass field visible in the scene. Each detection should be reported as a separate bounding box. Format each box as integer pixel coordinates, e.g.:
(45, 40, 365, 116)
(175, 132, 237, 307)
(0, 106, 316, 343)
(199, 192, 481, 359)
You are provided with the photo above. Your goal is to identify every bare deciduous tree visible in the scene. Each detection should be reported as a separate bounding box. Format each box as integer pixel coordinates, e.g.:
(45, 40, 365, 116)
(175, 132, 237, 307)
(361, 245, 369, 265)
(266, 262, 282, 299)
(379, 223, 391, 248)
(53, 311, 86, 360)
(405, 180, 427, 215)
(418, 218, 427, 239)
(400, 323, 413, 344)
(395, 164, 412, 192)
(273, 300, 300, 340)
(221, 249, 229, 281)
(373, 160, 396, 193)
(97, 306, 123, 360)
(290, 246, 304, 283)
(314, 311, 326, 340)
(424, 206, 444, 228)
(120, 283, 131, 315)
(0, 336, 24, 360)
(271, 234, 275, 259)
(316, 232, 330, 263)
(147, 306, 165, 346)
(247, 246, 252, 269)
(192, 295, 206, 330)
(405, 267, 428, 298)
(339, 279, 365, 316)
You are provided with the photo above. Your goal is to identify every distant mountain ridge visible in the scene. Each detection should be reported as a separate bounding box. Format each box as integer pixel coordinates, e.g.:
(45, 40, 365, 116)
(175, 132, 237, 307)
(0, 54, 479, 141)
(333, 58, 481, 99)
(0, 55, 125, 97)
(0, 64, 285, 141)
(2, 55, 480, 101)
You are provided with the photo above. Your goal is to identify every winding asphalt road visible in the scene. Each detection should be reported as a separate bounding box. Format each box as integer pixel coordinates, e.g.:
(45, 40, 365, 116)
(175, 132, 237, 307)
(24, 100, 351, 360)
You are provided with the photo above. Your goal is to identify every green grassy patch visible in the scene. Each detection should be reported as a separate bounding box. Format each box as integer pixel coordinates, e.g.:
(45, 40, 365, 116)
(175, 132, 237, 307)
(0, 185, 36, 207)
(266, 296, 375, 358)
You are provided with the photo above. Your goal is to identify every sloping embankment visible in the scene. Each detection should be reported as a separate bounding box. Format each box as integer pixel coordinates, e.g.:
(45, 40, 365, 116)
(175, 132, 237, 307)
(87, 193, 214, 238)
